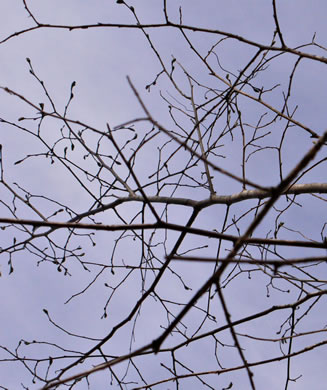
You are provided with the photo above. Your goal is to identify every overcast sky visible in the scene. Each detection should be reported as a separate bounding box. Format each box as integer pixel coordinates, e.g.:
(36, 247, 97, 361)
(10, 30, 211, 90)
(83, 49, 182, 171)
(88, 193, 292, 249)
(0, 1, 327, 389)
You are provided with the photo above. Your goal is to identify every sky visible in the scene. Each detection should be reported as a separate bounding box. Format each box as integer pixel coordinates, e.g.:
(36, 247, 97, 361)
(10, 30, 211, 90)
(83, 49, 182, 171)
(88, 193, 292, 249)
(0, 1, 327, 389)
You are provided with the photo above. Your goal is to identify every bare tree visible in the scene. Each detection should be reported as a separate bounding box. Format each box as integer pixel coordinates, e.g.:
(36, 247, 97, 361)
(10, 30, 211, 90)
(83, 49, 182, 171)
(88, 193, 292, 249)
(1, 1, 327, 389)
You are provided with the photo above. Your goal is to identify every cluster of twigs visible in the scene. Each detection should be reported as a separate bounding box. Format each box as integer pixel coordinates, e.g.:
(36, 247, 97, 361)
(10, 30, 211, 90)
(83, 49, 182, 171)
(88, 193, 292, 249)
(0, 1, 327, 389)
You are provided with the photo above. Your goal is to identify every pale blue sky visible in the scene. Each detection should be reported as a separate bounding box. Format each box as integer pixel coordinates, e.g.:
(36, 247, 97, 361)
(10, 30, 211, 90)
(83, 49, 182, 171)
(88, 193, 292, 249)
(0, 1, 326, 389)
